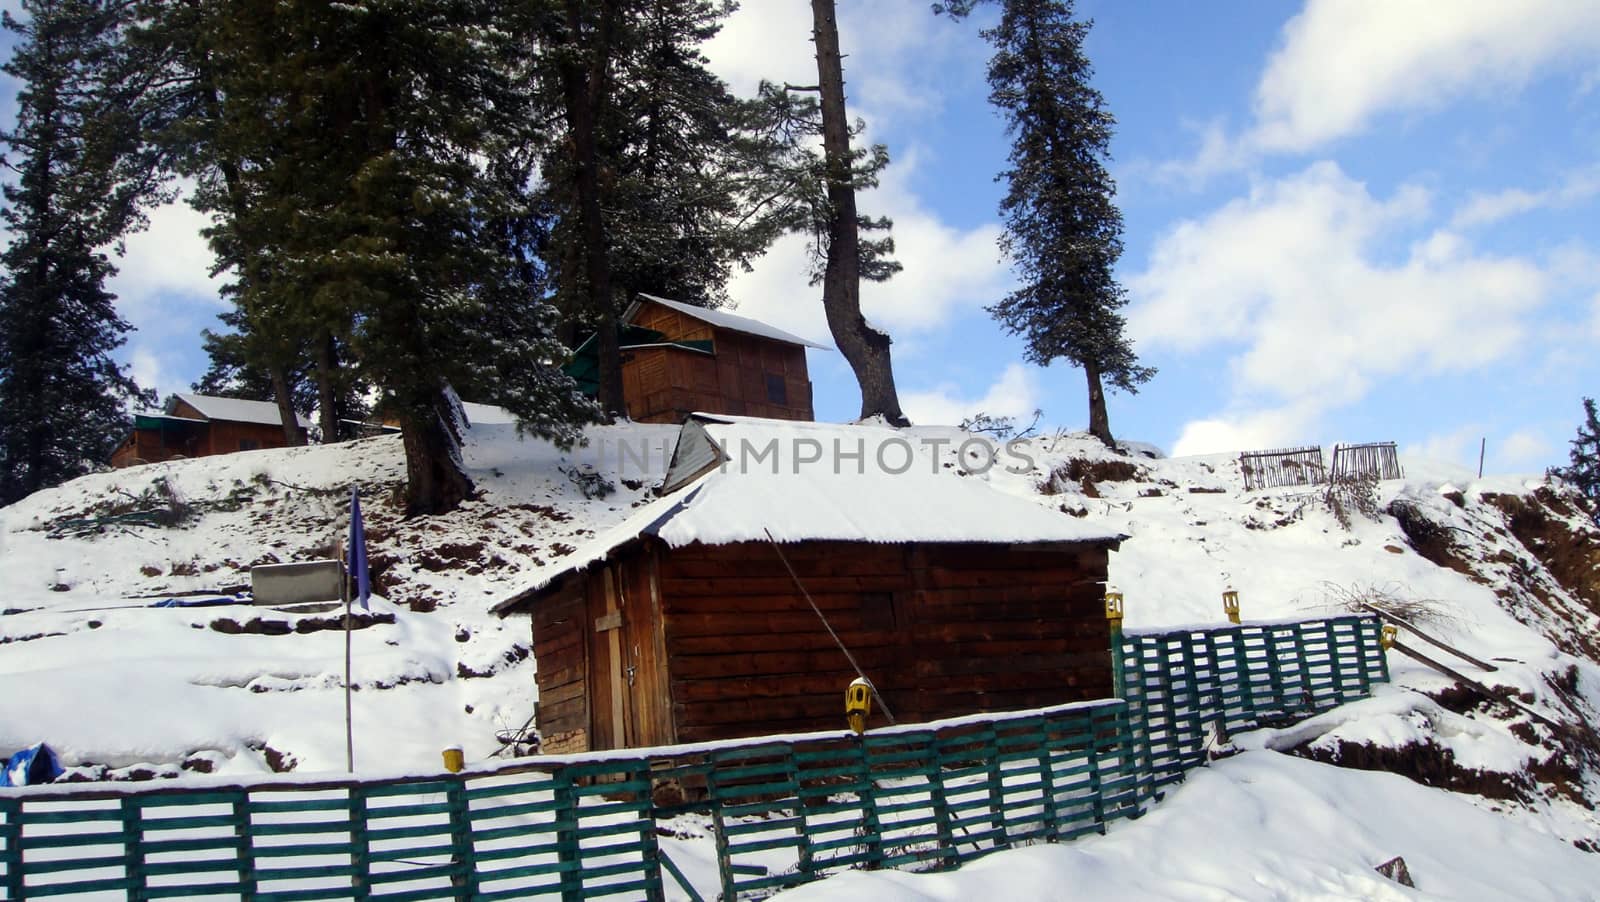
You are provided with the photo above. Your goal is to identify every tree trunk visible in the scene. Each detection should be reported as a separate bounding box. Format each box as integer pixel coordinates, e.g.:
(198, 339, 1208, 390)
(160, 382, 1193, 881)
(315, 331, 339, 442)
(269, 363, 304, 446)
(810, 0, 908, 426)
(399, 389, 475, 516)
(1085, 360, 1114, 447)
(564, 0, 626, 420)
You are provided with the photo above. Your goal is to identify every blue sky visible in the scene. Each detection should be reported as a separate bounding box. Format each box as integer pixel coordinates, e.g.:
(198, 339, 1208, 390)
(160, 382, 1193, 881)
(8, 1, 1600, 472)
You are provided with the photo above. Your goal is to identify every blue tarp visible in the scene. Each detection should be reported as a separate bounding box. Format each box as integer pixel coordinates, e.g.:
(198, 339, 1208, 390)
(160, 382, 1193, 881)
(1, 742, 63, 787)
(149, 594, 250, 608)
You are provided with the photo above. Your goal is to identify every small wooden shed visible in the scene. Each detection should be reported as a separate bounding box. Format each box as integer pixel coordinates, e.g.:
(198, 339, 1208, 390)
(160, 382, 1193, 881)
(111, 394, 311, 467)
(566, 294, 827, 424)
(493, 416, 1125, 754)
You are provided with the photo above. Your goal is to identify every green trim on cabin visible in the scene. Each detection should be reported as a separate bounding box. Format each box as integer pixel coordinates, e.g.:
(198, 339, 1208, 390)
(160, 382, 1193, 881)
(563, 326, 715, 398)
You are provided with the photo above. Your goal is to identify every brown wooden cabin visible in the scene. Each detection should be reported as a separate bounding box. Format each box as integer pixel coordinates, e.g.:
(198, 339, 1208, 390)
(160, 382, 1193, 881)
(111, 393, 310, 467)
(492, 416, 1125, 754)
(567, 294, 827, 425)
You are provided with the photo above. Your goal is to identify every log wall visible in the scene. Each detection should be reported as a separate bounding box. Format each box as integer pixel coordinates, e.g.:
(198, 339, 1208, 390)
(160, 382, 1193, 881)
(532, 581, 589, 755)
(657, 539, 1112, 744)
(626, 301, 813, 423)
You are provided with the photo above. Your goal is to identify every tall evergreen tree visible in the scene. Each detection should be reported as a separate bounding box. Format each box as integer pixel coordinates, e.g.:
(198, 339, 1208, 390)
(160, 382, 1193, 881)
(1550, 397, 1599, 522)
(605, 0, 775, 310)
(806, 0, 909, 426)
(943, 0, 1152, 445)
(0, 0, 155, 505)
(535, 0, 775, 418)
(128, 0, 316, 447)
(147, 0, 595, 513)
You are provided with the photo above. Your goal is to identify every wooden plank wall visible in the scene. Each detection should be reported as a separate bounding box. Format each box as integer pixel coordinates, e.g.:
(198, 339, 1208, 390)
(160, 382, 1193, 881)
(531, 580, 589, 754)
(625, 301, 814, 423)
(656, 540, 1112, 744)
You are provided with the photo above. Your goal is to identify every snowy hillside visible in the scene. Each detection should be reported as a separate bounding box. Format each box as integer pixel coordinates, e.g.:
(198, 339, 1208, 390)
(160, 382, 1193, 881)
(3, 419, 1600, 897)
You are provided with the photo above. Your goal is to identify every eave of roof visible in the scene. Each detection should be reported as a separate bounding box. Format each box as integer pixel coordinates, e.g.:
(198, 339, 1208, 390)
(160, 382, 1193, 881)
(631, 294, 832, 350)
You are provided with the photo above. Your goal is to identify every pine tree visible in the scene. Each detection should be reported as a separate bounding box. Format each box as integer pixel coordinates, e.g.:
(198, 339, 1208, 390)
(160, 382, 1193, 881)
(0, 1, 155, 505)
(535, 0, 790, 416)
(1551, 397, 1600, 522)
(943, 0, 1152, 445)
(149, 0, 595, 513)
(807, 0, 909, 426)
(605, 0, 774, 310)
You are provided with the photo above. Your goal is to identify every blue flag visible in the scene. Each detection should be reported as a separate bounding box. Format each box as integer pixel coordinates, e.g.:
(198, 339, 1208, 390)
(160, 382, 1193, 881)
(349, 489, 371, 610)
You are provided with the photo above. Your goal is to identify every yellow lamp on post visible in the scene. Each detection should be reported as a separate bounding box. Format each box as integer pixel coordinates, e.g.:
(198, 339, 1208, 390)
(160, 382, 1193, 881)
(1105, 590, 1125, 698)
(845, 678, 874, 735)
(1380, 625, 1398, 650)
(1222, 589, 1241, 625)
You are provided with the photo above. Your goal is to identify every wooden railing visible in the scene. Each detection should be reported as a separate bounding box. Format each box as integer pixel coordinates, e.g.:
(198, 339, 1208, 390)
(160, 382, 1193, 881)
(0, 616, 1387, 901)
(1329, 442, 1403, 483)
(1237, 445, 1326, 491)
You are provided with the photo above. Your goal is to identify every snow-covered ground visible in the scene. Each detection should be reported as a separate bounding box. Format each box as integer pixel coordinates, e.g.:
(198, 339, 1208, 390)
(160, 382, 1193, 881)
(3, 417, 1600, 898)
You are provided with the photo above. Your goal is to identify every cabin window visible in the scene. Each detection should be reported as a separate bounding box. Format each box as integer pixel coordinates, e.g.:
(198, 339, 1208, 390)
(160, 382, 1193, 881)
(238, 438, 259, 451)
(765, 373, 788, 405)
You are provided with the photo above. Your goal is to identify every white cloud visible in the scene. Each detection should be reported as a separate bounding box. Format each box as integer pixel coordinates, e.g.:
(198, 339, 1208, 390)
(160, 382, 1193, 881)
(704, 0, 976, 128)
(129, 349, 172, 400)
(901, 363, 1039, 427)
(1404, 425, 1484, 470)
(1128, 163, 1546, 418)
(1170, 401, 1326, 457)
(1499, 429, 1552, 469)
(1451, 166, 1600, 229)
(704, 2, 815, 95)
(705, 4, 1008, 351)
(1165, 0, 1600, 176)
(110, 198, 224, 317)
(1249, 0, 1600, 154)
(723, 147, 1009, 344)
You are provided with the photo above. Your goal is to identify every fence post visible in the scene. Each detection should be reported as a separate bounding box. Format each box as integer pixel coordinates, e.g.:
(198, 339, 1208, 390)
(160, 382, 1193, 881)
(853, 737, 885, 869)
(706, 757, 737, 899)
(232, 791, 257, 902)
(1178, 636, 1205, 770)
(2, 798, 22, 902)
(924, 737, 957, 870)
(347, 785, 371, 902)
(1265, 627, 1288, 712)
(980, 724, 1010, 852)
(1035, 716, 1060, 841)
(118, 797, 148, 902)
(1085, 708, 1107, 833)
(445, 777, 478, 902)
(553, 768, 583, 902)
(1292, 623, 1314, 711)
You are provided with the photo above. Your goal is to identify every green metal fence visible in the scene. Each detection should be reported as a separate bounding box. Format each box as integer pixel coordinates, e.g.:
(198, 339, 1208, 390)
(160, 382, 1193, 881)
(0, 616, 1386, 901)
(1121, 615, 1389, 794)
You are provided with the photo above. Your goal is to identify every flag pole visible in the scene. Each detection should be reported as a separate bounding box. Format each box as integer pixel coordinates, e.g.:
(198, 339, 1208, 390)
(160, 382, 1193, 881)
(343, 534, 354, 773)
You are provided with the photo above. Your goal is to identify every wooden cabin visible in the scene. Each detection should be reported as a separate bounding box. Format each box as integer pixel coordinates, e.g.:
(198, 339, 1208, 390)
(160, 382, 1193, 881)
(111, 394, 310, 467)
(566, 294, 826, 424)
(493, 416, 1125, 754)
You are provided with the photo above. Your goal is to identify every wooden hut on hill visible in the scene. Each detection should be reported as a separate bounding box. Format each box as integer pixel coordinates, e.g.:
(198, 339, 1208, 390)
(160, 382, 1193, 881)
(564, 294, 827, 424)
(111, 394, 310, 467)
(492, 415, 1125, 754)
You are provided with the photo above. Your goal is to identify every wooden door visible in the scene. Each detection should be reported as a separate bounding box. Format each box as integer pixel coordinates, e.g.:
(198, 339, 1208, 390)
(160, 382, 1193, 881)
(589, 566, 631, 749)
(587, 554, 675, 751)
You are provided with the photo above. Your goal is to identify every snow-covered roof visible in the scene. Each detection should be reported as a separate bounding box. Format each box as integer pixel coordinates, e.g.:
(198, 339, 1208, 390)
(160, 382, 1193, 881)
(632, 293, 832, 350)
(172, 394, 312, 429)
(459, 402, 518, 426)
(493, 415, 1123, 613)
